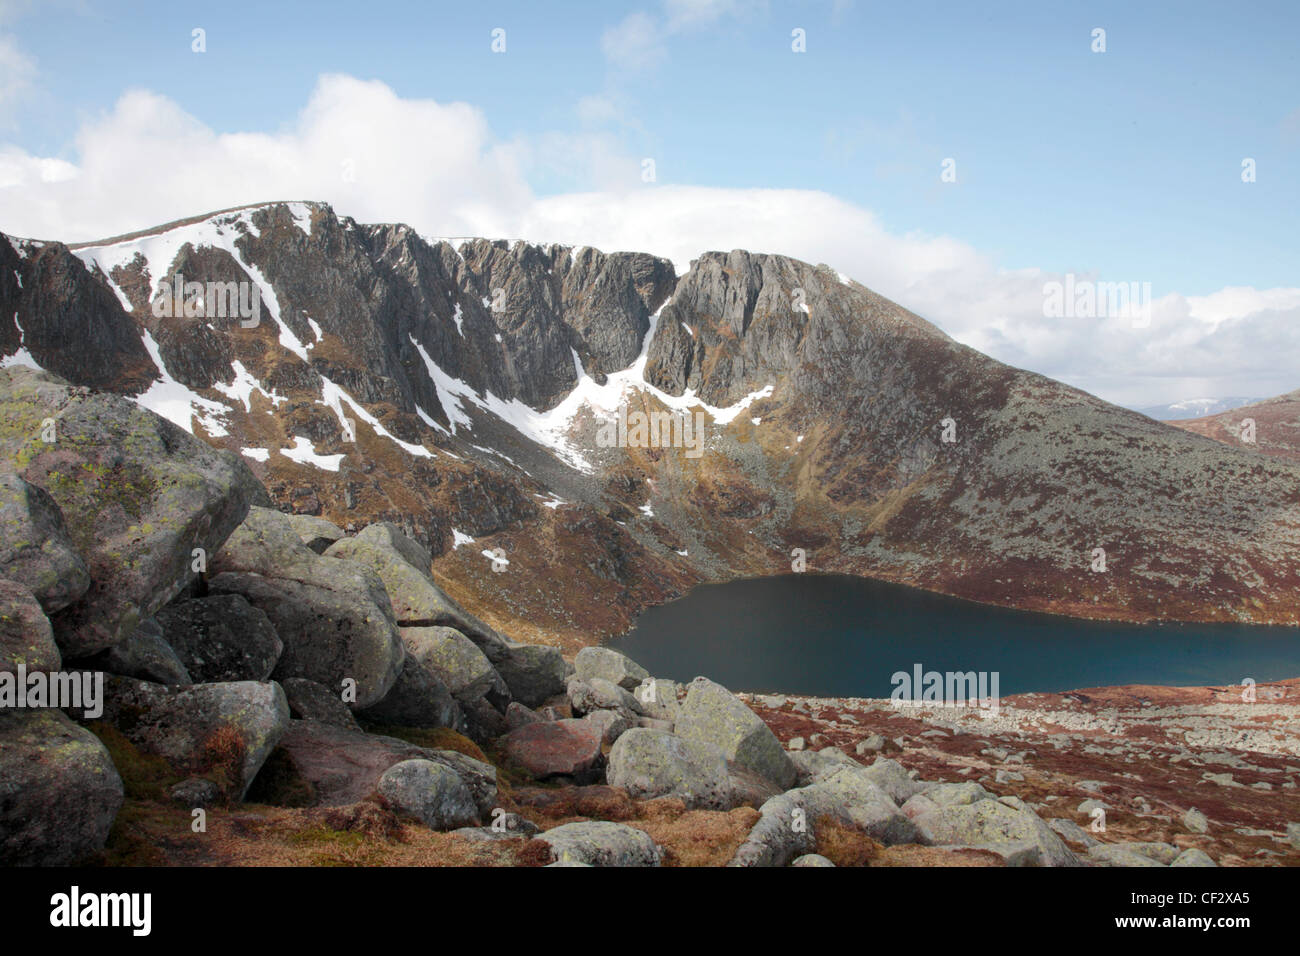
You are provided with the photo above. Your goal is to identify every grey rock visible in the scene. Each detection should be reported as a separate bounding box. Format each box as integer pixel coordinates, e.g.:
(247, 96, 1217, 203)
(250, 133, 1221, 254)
(169, 776, 222, 808)
(632, 677, 679, 725)
(356, 654, 464, 731)
(495, 642, 566, 708)
(573, 646, 649, 690)
(1088, 844, 1166, 867)
(675, 677, 796, 790)
(1171, 848, 1217, 867)
(210, 507, 404, 709)
(538, 821, 662, 867)
(1048, 817, 1101, 848)
(0, 708, 124, 865)
(607, 727, 731, 809)
(915, 798, 1080, 867)
(0, 472, 90, 614)
(155, 594, 281, 682)
(284, 513, 345, 553)
(79, 617, 191, 685)
(583, 707, 635, 745)
(279, 677, 361, 730)
(400, 625, 504, 704)
(791, 853, 836, 867)
(505, 700, 543, 730)
(859, 757, 926, 805)
(378, 759, 480, 830)
(1183, 807, 1210, 834)
(0, 578, 61, 674)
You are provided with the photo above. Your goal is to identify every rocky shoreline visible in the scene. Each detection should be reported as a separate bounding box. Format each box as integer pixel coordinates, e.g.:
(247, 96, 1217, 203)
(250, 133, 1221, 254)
(2, 364, 1296, 867)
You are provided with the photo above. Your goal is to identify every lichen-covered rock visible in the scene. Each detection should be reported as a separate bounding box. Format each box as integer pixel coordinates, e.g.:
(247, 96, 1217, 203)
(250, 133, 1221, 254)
(356, 654, 464, 731)
(1087, 844, 1166, 867)
(91, 676, 290, 799)
(325, 522, 463, 625)
(284, 514, 345, 554)
(791, 853, 835, 867)
(0, 578, 61, 673)
(0, 367, 260, 656)
(495, 642, 566, 708)
(502, 718, 604, 782)
(156, 594, 281, 682)
(261, 719, 496, 814)
(1171, 848, 1217, 867)
(209, 507, 403, 709)
(567, 674, 641, 716)
(583, 707, 635, 744)
(537, 821, 662, 867)
(378, 759, 480, 830)
(859, 757, 926, 805)
(78, 617, 191, 685)
(914, 797, 1080, 867)
(400, 625, 504, 704)
(574, 646, 649, 690)
(607, 727, 731, 809)
(675, 677, 796, 790)
(0, 708, 123, 865)
(0, 472, 89, 614)
(279, 677, 361, 730)
(633, 677, 680, 726)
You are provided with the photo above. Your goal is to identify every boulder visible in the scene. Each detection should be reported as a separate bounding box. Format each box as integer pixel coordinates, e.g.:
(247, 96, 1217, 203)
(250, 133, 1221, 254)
(858, 757, 925, 805)
(506, 701, 544, 730)
(378, 759, 480, 830)
(921, 781, 994, 807)
(460, 696, 510, 742)
(78, 617, 191, 685)
(169, 776, 222, 809)
(283, 514, 345, 554)
(568, 675, 641, 716)
(0, 472, 89, 614)
(1183, 807, 1210, 834)
(1047, 817, 1101, 848)
(584, 707, 635, 745)
(501, 718, 604, 782)
(789, 747, 858, 785)
(279, 677, 361, 730)
(675, 677, 796, 790)
(495, 642, 566, 708)
(0, 708, 124, 865)
(92, 676, 290, 799)
(728, 792, 815, 867)
(1087, 844, 1166, 867)
(607, 728, 732, 809)
(1171, 848, 1217, 867)
(536, 821, 662, 867)
(1109, 841, 1180, 865)
(574, 646, 649, 690)
(914, 798, 1080, 867)
(355, 654, 464, 731)
(262, 720, 496, 815)
(791, 853, 836, 867)
(400, 625, 504, 704)
(209, 507, 404, 709)
(155, 594, 281, 682)
(0, 367, 259, 656)
(0, 578, 61, 673)
(633, 677, 680, 725)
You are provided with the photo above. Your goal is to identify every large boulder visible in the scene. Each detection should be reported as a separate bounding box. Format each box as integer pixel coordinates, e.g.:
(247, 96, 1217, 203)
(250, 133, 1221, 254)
(325, 522, 468, 627)
(377, 759, 480, 830)
(91, 676, 290, 799)
(209, 507, 404, 709)
(0, 578, 61, 673)
(0, 709, 124, 865)
(675, 677, 796, 790)
(495, 642, 566, 708)
(0, 472, 89, 614)
(574, 646, 649, 690)
(913, 797, 1080, 867)
(155, 594, 282, 682)
(400, 625, 505, 705)
(0, 367, 260, 656)
(261, 720, 496, 814)
(568, 675, 641, 716)
(536, 821, 662, 867)
(501, 718, 604, 782)
(355, 654, 465, 731)
(607, 728, 731, 809)
(78, 617, 191, 685)
(279, 677, 361, 731)
(283, 514, 345, 554)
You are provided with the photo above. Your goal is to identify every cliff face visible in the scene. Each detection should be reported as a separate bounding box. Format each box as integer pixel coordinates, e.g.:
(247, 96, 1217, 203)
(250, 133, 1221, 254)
(4, 200, 1299, 645)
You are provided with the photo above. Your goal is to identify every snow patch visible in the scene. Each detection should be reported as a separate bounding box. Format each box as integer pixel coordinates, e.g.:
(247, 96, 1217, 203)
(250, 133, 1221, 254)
(280, 435, 344, 471)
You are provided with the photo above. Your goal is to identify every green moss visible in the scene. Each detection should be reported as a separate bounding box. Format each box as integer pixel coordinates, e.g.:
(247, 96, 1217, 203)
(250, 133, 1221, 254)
(84, 722, 179, 801)
(358, 723, 488, 762)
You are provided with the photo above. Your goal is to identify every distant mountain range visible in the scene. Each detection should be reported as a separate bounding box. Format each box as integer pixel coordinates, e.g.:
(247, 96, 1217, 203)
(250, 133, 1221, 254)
(4, 201, 1300, 642)
(1135, 397, 1261, 421)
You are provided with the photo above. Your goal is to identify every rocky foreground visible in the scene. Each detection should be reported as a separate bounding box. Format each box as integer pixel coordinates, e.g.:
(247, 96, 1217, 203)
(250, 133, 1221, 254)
(1, 364, 1296, 868)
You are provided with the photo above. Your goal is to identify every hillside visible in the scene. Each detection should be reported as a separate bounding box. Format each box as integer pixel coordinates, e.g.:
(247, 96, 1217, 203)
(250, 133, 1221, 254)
(4, 200, 1300, 646)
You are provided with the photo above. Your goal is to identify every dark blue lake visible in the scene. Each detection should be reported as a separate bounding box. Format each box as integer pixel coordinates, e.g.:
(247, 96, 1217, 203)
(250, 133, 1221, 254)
(606, 573, 1300, 697)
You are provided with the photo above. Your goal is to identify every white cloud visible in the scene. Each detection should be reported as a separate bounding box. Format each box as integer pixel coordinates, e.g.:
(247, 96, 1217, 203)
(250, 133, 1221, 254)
(1, 74, 1296, 410)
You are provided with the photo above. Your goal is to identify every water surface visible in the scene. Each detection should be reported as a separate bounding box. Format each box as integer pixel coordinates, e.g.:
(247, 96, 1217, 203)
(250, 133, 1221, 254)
(607, 574, 1300, 697)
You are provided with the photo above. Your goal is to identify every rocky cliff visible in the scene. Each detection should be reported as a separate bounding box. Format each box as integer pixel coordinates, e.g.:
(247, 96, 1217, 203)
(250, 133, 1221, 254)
(4, 201, 1300, 647)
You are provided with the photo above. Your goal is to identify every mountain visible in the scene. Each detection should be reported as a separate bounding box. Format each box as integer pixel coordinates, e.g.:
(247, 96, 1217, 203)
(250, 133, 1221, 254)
(4, 200, 1300, 645)
(1169, 389, 1300, 465)
(1136, 397, 1260, 421)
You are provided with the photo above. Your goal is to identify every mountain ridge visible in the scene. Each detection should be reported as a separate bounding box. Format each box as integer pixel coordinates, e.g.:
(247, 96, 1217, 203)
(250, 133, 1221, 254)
(4, 200, 1299, 646)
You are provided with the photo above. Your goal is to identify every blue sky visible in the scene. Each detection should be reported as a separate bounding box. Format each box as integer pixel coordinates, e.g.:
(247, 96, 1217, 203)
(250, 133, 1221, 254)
(2, 0, 1298, 406)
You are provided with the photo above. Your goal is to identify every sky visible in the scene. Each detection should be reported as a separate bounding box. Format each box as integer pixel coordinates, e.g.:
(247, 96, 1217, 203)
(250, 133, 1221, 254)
(1, 0, 1297, 408)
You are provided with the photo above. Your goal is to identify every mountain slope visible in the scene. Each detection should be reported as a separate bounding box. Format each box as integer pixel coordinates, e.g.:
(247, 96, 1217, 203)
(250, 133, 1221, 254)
(4, 201, 1299, 645)
(1168, 389, 1300, 465)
